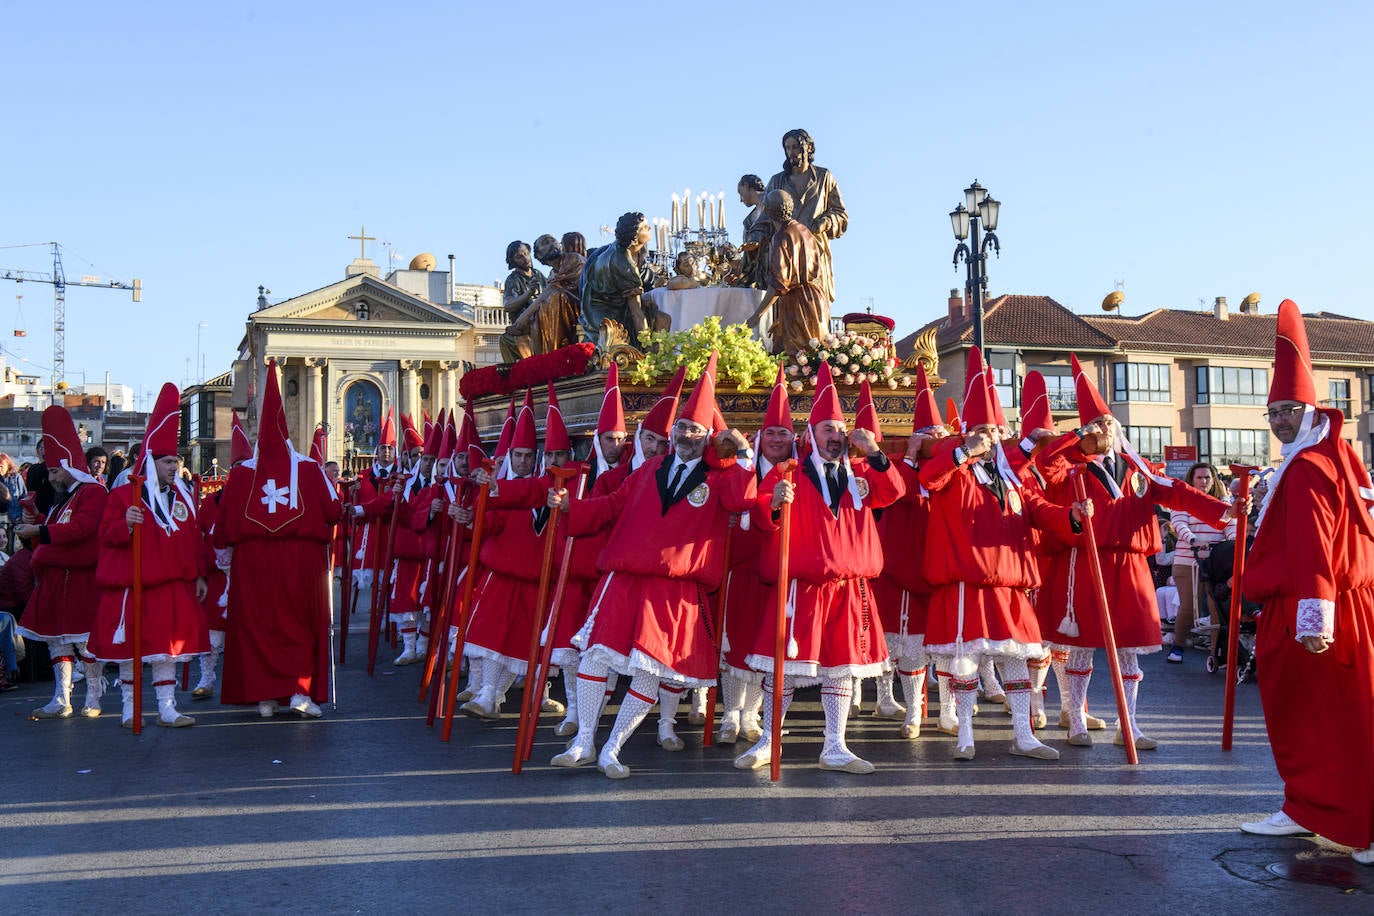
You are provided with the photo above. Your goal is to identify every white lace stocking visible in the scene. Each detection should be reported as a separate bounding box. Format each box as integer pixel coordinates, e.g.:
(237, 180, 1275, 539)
(1000, 657, 1035, 744)
(1066, 647, 1095, 735)
(1050, 648, 1071, 714)
(602, 673, 659, 758)
(1118, 649, 1143, 737)
(820, 676, 854, 756)
(659, 683, 684, 725)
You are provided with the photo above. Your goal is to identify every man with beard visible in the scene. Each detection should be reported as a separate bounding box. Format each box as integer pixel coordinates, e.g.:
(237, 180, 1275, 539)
(748, 189, 828, 357)
(1239, 299, 1374, 866)
(762, 128, 847, 303)
(508, 234, 586, 356)
(499, 240, 547, 362)
(548, 354, 756, 778)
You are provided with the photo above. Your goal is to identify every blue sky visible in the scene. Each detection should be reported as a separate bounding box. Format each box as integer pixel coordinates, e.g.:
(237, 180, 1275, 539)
(4, 1, 1370, 408)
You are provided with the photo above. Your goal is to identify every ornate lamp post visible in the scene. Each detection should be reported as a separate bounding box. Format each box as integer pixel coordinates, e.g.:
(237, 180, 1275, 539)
(950, 180, 1001, 352)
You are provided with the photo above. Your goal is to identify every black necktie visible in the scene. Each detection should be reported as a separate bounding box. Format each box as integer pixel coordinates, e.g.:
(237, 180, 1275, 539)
(669, 462, 687, 499)
(824, 462, 841, 513)
(1104, 454, 1117, 484)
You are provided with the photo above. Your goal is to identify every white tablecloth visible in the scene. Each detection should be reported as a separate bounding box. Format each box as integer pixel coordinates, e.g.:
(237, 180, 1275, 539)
(645, 286, 767, 336)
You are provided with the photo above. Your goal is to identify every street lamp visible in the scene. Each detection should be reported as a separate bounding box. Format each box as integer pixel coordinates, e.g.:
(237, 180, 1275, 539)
(950, 179, 1002, 352)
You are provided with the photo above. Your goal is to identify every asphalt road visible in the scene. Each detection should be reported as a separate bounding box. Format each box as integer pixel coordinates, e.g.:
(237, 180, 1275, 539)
(4, 624, 1369, 914)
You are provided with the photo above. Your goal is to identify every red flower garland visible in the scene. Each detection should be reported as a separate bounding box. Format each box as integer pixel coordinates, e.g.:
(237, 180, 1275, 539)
(458, 342, 598, 402)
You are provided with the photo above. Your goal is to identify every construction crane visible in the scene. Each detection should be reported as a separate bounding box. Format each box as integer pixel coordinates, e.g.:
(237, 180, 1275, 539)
(1, 242, 141, 402)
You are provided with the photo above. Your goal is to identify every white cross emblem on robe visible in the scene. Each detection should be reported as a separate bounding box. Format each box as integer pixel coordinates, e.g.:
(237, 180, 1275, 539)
(260, 479, 290, 513)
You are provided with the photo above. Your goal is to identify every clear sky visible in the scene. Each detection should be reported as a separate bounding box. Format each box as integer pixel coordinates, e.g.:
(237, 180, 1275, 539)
(4, 1, 1371, 409)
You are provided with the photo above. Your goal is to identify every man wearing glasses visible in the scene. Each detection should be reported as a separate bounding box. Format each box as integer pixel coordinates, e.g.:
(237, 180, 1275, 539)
(1240, 300, 1374, 867)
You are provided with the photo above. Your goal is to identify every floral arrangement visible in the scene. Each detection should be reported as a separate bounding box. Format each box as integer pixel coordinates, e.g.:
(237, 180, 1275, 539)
(458, 364, 513, 401)
(629, 316, 779, 391)
(787, 331, 913, 392)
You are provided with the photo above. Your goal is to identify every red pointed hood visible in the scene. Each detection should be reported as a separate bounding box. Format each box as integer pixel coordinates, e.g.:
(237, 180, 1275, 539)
(437, 409, 457, 466)
(544, 384, 572, 452)
(961, 346, 994, 430)
(143, 382, 181, 458)
(378, 408, 396, 448)
(492, 396, 516, 461)
(855, 379, 881, 442)
(1071, 354, 1111, 426)
(944, 397, 962, 433)
(310, 426, 327, 464)
(1019, 371, 1053, 440)
(422, 409, 433, 443)
(597, 362, 626, 435)
(910, 363, 941, 431)
(400, 412, 423, 451)
(245, 359, 307, 531)
(808, 360, 844, 428)
(763, 363, 792, 431)
(460, 408, 486, 469)
(641, 365, 686, 438)
(679, 351, 720, 429)
(420, 407, 443, 456)
(230, 412, 252, 465)
(512, 388, 537, 451)
(1269, 298, 1317, 405)
(41, 405, 97, 485)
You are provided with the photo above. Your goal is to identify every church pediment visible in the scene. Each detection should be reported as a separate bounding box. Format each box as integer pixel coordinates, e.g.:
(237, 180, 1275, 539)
(251, 275, 471, 326)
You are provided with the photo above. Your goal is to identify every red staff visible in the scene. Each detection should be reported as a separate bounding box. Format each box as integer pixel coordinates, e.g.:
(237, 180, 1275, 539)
(769, 459, 797, 781)
(440, 461, 494, 742)
(418, 478, 465, 701)
(701, 525, 734, 748)
(422, 480, 473, 723)
(129, 471, 146, 736)
(338, 480, 358, 663)
(1071, 469, 1136, 764)
(1222, 464, 1257, 750)
(513, 464, 582, 773)
(366, 476, 405, 675)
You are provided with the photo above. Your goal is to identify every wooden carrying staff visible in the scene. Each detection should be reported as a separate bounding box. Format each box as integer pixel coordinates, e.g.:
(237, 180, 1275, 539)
(1222, 464, 1257, 751)
(769, 459, 797, 781)
(366, 480, 405, 675)
(701, 525, 734, 748)
(440, 462, 494, 742)
(338, 482, 357, 664)
(129, 472, 146, 736)
(513, 464, 582, 773)
(418, 479, 469, 710)
(1071, 470, 1137, 765)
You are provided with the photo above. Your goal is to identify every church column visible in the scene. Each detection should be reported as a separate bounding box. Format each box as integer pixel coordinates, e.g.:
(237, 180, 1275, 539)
(304, 358, 325, 456)
(437, 360, 458, 411)
(399, 359, 420, 422)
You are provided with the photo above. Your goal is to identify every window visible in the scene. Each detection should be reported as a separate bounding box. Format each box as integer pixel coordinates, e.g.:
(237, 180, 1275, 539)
(987, 351, 1018, 410)
(198, 393, 216, 439)
(1197, 428, 1270, 468)
(182, 403, 193, 445)
(1112, 362, 1170, 402)
(1366, 373, 1374, 411)
(1124, 426, 1171, 462)
(1196, 366, 1268, 405)
(1327, 378, 1352, 418)
(1031, 366, 1077, 411)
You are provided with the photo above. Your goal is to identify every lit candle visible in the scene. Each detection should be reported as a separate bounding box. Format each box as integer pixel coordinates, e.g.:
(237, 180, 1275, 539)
(717, 191, 725, 232)
(670, 195, 678, 233)
(684, 189, 691, 228)
(698, 194, 705, 231)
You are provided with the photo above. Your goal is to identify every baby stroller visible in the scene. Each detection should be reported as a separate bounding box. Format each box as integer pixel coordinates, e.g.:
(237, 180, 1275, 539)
(1200, 538, 1258, 682)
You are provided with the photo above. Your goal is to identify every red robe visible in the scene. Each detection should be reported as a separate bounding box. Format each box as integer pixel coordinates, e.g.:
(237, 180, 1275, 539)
(18, 481, 108, 643)
(1036, 448, 1228, 651)
(872, 459, 934, 653)
(460, 472, 552, 672)
(920, 442, 1079, 658)
(723, 462, 777, 678)
(1245, 410, 1374, 850)
(745, 453, 903, 678)
(350, 465, 397, 577)
(568, 454, 756, 684)
(388, 473, 434, 619)
(198, 491, 229, 631)
(87, 483, 209, 663)
(216, 460, 342, 705)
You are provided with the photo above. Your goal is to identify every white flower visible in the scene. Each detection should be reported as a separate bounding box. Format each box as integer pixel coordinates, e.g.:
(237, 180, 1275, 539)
(790, 380, 804, 392)
(900, 376, 913, 387)
(808, 338, 821, 349)
(843, 373, 855, 385)
(870, 347, 885, 360)
(810, 376, 819, 387)
(850, 345, 863, 357)
(836, 353, 849, 365)
(818, 350, 830, 361)
(797, 353, 809, 366)
(887, 379, 899, 390)
(786, 365, 800, 378)
(824, 335, 839, 348)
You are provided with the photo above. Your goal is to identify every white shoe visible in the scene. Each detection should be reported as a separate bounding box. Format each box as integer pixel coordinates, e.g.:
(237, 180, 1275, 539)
(734, 742, 772, 770)
(32, 700, 72, 719)
(818, 748, 875, 774)
(899, 713, 922, 740)
(157, 710, 195, 728)
(716, 713, 741, 744)
(393, 648, 420, 666)
(80, 700, 102, 718)
(740, 712, 763, 743)
(872, 701, 906, 721)
(1010, 737, 1059, 760)
(1354, 846, 1374, 865)
(950, 743, 976, 760)
(289, 695, 323, 718)
(657, 721, 685, 752)
(554, 718, 578, 738)
(551, 741, 596, 768)
(259, 700, 279, 718)
(461, 693, 500, 721)
(597, 749, 631, 779)
(541, 696, 566, 716)
(687, 689, 708, 726)
(1240, 810, 1313, 837)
